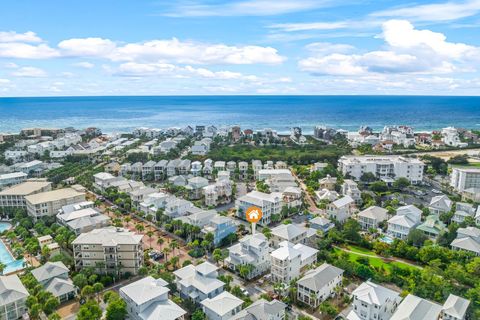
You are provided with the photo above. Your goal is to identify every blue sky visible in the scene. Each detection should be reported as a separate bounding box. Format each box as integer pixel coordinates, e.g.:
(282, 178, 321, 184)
(1, 0, 480, 96)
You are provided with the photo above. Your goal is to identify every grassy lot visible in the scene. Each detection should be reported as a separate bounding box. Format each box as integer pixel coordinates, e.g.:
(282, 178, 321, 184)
(347, 245, 376, 255)
(335, 247, 420, 272)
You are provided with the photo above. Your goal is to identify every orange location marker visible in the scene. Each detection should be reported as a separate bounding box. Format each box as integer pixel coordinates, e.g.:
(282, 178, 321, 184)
(246, 206, 263, 223)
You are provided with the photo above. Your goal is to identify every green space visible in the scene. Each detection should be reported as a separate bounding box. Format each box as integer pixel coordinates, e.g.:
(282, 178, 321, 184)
(201, 144, 350, 164)
(334, 247, 420, 272)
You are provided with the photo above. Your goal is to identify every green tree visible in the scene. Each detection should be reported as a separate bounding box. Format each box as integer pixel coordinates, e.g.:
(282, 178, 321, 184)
(77, 300, 102, 320)
(191, 310, 206, 320)
(73, 273, 88, 289)
(43, 297, 60, 315)
(106, 293, 128, 320)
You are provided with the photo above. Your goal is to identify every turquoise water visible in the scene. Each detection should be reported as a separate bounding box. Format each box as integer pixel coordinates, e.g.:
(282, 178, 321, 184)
(380, 235, 394, 244)
(0, 222, 11, 233)
(1, 96, 480, 133)
(0, 228, 25, 274)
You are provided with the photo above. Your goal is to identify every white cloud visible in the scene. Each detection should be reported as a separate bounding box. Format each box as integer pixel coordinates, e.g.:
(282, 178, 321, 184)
(111, 38, 285, 64)
(72, 62, 95, 69)
(0, 42, 59, 59)
(115, 62, 259, 81)
(165, 0, 330, 17)
(0, 31, 42, 43)
(59, 38, 116, 57)
(371, 0, 480, 22)
(299, 20, 480, 76)
(11, 66, 47, 77)
(0, 79, 10, 84)
(305, 42, 355, 54)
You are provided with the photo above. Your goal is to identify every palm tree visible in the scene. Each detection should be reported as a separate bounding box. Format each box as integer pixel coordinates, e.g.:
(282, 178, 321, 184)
(0, 262, 5, 275)
(157, 237, 164, 250)
(170, 256, 179, 270)
(124, 216, 131, 227)
(135, 223, 145, 233)
(169, 240, 179, 256)
(146, 231, 154, 248)
(163, 247, 171, 262)
(92, 282, 104, 302)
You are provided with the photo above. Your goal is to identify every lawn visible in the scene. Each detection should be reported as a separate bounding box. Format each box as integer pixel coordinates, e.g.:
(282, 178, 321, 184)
(347, 245, 376, 255)
(335, 248, 420, 273)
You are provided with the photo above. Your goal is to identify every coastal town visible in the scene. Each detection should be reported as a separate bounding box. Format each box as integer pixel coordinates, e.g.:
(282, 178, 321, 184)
(1, 123, 480, 320)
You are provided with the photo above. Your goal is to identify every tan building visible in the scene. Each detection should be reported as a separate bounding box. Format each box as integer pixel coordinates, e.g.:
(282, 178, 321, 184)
(0, 179, 52, 209)
(72, 227, 144, 276)
(25, 188, 85, 219)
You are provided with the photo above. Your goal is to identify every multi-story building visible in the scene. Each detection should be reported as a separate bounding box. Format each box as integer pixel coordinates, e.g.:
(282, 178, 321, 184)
(342, 179, 362, 205)
(72, 227, 144, 276)
(297, 263, 343, 308)
(236, 191, 282, 225)
(120, 276, 186, 320)
(387, 205, 422, 240)
(173, 262, 224, 304)
(270, 241, 318, 284)
(428, 195, 452, 216)
(25, 188, 86, 219)
(225, 233, 270, 279)
(452, 202, 476, 224)
(57, 206, 110, 235)
(202, 215, 237, 246)
(450, 167, 480, 192)
(327, 195, 356, 223)
(0, 179, 51, 209)
(31, 262, 76, 303)
(451, 227, 480, 256)
(346, 281, 401, 320)
(357, 206, 388, 230)
(270, 223, 311, 248)
(0, 172, 28, 188)
(0, 275, 29, 320)
(201, 291, 244, 320)
(231, 299, 286, 320)
(338, 156, 424, 184)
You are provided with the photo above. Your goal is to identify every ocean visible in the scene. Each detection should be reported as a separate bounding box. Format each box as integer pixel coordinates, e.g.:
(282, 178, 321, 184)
(0, 95, 479, 134)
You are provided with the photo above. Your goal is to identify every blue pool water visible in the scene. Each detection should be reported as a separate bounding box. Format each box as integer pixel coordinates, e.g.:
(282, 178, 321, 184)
(380, 235, 394, 244)
(0, 222, 12, 233)
(0, 238, 25, 274)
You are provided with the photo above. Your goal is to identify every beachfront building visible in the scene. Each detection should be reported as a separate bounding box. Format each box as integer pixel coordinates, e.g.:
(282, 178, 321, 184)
(442, 127, 467, 148)
(120, 276, 187, 320)
(450, 167, 480, 192)
(231, 299, 286, 320)
(0, 179, 51, 209)
(173, 262, 224, 304)
(0, 275, 29, 320)
(201, 291, 244, 320)
(451, 227, 480, 256)
(327, 196, 356, 223)
(346, 280, 401, 320)
(236, 191, 282, 225)
(297, 263, 344, 308)
(338, 155, 424, 184)
(72, 227, 144, 275)
(225, 233, 270, 279)
(387, 205, 422, 240)
(357, 206, 389, 231)
(31, 262, 76, 303)
(270, 241, 318, 284)
(25, 188, 86, 219)
(0, 172, 28, 188)
(428, 195, 452, 216)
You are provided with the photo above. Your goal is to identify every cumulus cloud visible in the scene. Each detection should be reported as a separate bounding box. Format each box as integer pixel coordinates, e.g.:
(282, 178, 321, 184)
(0, 31, 42, 43)
(59, 38, 116, 57)
(0, 42, 59, 59)
(11, 66, 47, 77)
(299, 20, 480, 76)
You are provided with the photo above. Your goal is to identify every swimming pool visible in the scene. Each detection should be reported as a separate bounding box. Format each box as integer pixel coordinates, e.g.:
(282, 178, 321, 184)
(0, 222, 12, 233)
(380, 235, 394, 244)
(0, 239, 25, 274)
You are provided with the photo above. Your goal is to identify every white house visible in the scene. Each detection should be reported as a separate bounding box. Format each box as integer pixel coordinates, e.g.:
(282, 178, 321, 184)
(173, 262, 224, 304)
(346, 280, 401, 320)
(120, 276, 186, 320)
(357, 206, 388, 230)
(387, 205, 422, 240)
(390, 294, 442, 320)
(270, 241, 318, 284)
(452, 202, 476, 224)
(225, 233, 270, 279)
(236, 191, 283, 225)
(450, 167, 480, 192)
(231, 299, 286, 320)
(270, 223, 311, 248)
(441, 294, 470, 320)
(451, 227, 480, 256)
(31, 262, 76, 303)
(342, 179, 362, 205)
(201, 291, 243, 320)
(297, 263, 344, 308)
(0, 275, 29, 320)
(327, 195, 356, 222)
(428, 195, 452, 216)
